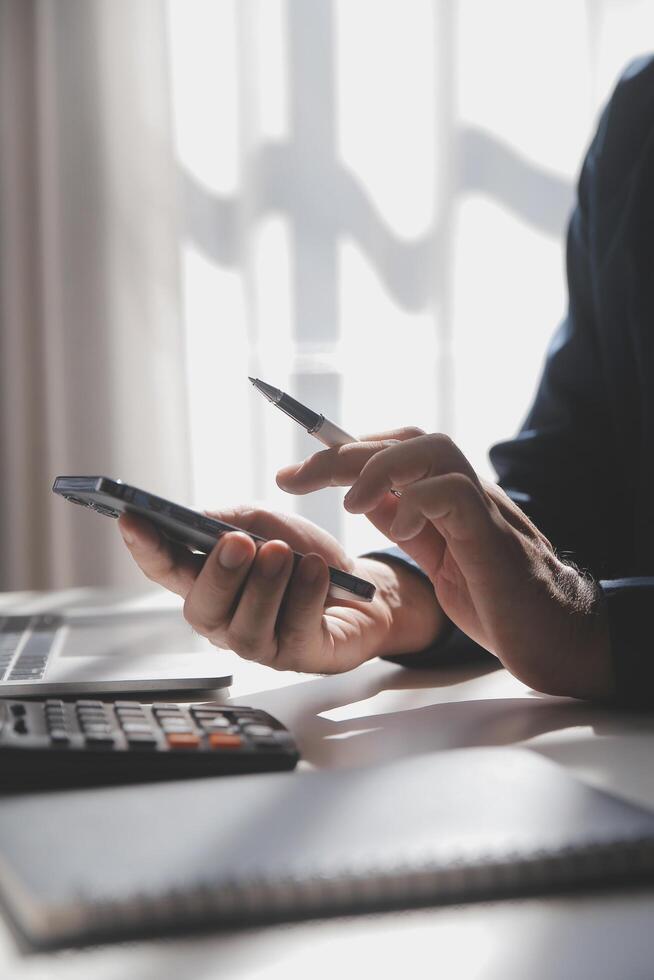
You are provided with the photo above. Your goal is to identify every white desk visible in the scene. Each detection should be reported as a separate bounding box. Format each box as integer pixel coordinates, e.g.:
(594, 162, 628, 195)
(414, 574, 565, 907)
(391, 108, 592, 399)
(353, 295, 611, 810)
(1, 590, 654, 979)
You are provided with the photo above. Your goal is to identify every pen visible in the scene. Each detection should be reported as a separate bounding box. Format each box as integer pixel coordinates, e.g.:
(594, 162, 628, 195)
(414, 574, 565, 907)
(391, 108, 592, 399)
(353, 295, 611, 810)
(248, 377, 401, 495)
(249, 377, 356, 448)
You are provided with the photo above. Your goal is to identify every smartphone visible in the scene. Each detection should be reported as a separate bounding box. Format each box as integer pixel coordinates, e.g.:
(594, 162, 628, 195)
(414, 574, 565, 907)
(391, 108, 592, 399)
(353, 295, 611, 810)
(52, 476, 376, 603)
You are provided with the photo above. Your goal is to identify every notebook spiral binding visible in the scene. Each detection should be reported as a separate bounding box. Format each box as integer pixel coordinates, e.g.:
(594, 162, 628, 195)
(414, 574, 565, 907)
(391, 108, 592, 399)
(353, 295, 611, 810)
(70, 835, 654, 944)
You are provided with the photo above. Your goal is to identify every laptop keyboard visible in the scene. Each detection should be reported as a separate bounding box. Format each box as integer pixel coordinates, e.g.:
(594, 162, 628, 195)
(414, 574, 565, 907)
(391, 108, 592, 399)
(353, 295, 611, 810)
(0, 618, 28, 681)
(0, 616, 59, 683)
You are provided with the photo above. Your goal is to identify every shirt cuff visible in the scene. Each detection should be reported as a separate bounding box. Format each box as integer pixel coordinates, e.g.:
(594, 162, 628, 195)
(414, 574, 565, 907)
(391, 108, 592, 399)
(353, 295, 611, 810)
(601, 577, 654, 707)
(363, 547, 496, 669)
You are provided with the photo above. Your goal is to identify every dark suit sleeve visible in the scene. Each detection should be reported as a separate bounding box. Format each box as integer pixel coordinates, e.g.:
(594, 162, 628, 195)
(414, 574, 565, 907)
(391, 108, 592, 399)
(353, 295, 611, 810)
(370, 136, 610, 673)
(367, 92, 612, 675)
(365, 547, 496, 669)
(369, 59, 654, 703)
(490, 61, 654, 705)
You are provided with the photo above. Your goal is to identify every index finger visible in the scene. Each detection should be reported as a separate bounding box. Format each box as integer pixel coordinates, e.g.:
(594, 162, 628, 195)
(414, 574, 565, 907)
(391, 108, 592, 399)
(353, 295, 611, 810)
(118, 514, 204, 598)
(276, 426, 426, 494)
(343, 433, 480, 515)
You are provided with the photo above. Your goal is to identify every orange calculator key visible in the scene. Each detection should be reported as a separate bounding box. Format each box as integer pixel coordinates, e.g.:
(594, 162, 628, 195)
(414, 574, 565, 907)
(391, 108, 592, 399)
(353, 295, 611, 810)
(166, 733, 200, 749)
(208, 733, 242, 749)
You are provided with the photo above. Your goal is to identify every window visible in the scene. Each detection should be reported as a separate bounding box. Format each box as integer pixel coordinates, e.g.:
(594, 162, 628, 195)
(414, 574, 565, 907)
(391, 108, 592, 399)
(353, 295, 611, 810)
(166, 0, 652, 557)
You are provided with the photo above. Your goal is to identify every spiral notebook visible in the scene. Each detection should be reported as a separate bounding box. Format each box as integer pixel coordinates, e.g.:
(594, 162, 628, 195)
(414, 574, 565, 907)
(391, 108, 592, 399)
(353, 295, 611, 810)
(2, 747, 654, 949)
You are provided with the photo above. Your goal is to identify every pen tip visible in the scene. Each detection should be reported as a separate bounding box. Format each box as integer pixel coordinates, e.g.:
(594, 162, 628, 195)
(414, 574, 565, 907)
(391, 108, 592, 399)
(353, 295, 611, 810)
(248, 376, 257, 384)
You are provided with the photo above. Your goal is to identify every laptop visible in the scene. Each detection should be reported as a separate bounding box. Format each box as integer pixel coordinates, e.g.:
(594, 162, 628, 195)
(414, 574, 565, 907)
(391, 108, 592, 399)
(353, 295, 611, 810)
(0, 588, 232, 697)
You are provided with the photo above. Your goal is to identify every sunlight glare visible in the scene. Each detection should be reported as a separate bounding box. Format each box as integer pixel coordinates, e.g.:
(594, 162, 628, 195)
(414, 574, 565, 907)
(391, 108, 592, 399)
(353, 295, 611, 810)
(181, 244, 252, 508)
(254, 0, 289, 139)
(335, 0, 435, 238)
(167, 0, 240, 195)
(451, 196, 565, 477)
(456, 0, 591, 180)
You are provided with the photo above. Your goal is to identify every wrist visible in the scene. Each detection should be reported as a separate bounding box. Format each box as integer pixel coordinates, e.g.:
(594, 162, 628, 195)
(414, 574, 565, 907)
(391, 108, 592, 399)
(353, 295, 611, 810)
(515, 562, 614, 700)
(562, 572, 614, 700)
(353, 556, 447, 660)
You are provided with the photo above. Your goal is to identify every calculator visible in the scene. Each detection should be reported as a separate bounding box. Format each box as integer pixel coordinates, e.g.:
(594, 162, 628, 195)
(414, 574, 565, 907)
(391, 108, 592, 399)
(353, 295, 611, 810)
(0, 698, 299, 789)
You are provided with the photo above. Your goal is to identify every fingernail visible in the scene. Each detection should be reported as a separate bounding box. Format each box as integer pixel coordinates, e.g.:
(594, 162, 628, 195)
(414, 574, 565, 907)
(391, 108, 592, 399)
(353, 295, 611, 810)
(343, 490, 358, 512)
(119, 526, 134, 546)
(218, 536, 250, 570)
(259, 545, 289, 579)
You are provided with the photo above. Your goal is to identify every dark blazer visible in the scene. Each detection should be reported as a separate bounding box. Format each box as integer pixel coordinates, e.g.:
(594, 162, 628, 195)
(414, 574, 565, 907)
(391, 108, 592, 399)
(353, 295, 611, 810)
(383, 56, 654, 705)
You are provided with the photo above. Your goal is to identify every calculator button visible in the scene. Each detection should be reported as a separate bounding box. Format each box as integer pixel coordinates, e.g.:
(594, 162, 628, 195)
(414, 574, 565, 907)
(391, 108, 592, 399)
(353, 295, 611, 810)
(78, 712, 107, 724)
(46, 716, 66, 730)
(81, 724, 113, 736)
(121, 722, 154, 735)
(13, 719, 28, 735)
(10, 704, 26, 717)
(207, 733, 242, 749)
(85, 733, 115, 746)
(166, 733, 200, 749)
(76, 700, 104, 709)
(197, 717, 232, 730)
(46, 720, 66, 732)
(45, 699, 65, 709)
(242, 724, 274, 738)
(49, 729, 70, 744)
(153, 703, 180, 711)
(113, 701, 142, 709)
(125, 734, 157, 748)
(161, 725, 194, 737)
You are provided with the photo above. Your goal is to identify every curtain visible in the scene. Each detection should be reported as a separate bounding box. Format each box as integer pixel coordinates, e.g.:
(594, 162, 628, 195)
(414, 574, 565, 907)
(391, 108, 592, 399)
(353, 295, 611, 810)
(0, 0, 190, 591)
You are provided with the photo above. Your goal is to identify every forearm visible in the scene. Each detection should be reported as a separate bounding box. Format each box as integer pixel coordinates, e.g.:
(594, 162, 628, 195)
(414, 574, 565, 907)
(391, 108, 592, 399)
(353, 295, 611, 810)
(360, 553, 615, 702)
(511, 565, 614, 701)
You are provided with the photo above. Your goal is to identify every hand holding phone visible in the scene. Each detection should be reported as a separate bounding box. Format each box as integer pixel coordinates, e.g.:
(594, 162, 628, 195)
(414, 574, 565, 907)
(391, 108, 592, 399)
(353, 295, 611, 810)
(53, 478, 414, 675)
(121, 502, 406, 676)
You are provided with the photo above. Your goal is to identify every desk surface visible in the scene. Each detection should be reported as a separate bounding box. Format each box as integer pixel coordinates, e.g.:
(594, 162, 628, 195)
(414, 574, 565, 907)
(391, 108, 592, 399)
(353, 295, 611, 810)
(1, 589, 654, 979)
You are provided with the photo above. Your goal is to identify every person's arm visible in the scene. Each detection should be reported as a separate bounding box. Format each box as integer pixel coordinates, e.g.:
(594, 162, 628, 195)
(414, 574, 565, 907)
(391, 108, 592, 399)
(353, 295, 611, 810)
(365, 547, 493, 670)
(370, 58, 654, 703)
(360, 82, 613, 672)
(490, 57, 654, 705)
(364, 69, 614, 671)
(117, 504, 446, 675)
(279, 429, 614, 699)
(118, 59, 654, 701)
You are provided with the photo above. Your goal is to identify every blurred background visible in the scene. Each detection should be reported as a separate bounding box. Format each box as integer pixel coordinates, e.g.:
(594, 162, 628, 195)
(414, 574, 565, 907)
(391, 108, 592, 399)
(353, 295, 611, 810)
(0, 0, 651, 592)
